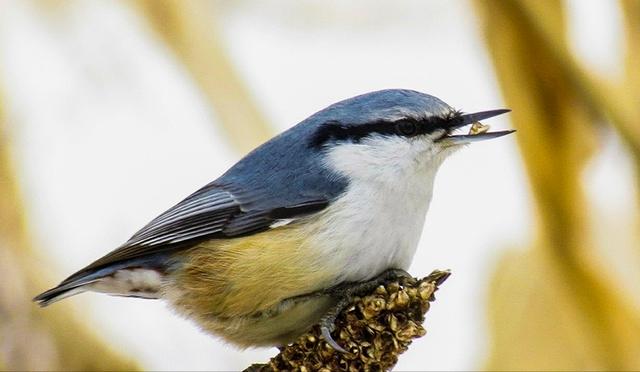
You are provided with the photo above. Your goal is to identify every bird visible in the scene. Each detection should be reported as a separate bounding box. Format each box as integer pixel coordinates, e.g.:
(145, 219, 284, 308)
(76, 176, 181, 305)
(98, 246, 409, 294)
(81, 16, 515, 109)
(34, 89, 512, 351)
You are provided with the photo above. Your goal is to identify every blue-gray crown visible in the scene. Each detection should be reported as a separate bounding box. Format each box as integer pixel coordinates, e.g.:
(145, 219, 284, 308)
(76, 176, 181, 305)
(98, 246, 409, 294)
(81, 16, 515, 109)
(306, 89, 454, 128)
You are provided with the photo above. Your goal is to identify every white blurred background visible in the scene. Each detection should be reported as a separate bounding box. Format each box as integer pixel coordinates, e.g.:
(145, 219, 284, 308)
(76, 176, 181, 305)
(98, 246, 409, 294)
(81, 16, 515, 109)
(0, 1, 634, 370)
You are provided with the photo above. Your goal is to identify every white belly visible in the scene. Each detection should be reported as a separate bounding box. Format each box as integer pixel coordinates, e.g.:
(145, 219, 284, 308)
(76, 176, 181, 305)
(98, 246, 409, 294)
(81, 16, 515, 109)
(312, 182, 433, 282)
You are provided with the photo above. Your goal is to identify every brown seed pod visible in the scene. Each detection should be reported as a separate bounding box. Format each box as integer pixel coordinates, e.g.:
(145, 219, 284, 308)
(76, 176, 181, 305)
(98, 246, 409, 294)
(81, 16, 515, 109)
(469, 121, 490, 135)
(244, 269, 451, 372)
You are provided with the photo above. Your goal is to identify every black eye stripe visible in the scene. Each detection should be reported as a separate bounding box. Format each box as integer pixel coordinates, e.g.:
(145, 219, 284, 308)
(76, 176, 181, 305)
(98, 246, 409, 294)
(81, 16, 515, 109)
(309, 110, 462, 148)
(395, 120, 418, 136)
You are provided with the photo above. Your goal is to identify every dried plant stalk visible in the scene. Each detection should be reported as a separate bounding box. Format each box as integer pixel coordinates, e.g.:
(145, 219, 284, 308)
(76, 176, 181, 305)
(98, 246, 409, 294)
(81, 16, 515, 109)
(474, 1, 640, 370)
(132, 0, 273, 154)
(244, 270, 450, 372)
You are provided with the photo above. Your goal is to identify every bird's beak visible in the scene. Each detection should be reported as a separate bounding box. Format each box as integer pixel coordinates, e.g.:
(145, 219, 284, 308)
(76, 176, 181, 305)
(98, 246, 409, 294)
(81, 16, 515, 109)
(437, 109, 514, 144)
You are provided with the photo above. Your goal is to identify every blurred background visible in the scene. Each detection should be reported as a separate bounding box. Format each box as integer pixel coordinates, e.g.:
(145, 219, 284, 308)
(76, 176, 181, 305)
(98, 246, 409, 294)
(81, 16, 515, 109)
(1, 0, 639, 370)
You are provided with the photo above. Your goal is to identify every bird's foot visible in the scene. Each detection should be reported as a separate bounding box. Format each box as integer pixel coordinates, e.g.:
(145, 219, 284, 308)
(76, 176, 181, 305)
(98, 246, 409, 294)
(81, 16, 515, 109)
(319, 268, 412, 353)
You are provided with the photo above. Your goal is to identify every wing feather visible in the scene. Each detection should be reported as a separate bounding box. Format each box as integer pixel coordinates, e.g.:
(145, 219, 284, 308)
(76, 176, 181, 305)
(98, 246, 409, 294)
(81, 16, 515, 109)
(70, 184, 329, 279)
(125, 189, 237, 246)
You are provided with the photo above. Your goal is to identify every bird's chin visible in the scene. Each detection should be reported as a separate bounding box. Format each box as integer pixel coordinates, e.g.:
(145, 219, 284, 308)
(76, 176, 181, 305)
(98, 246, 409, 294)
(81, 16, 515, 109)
(436, 138, 468, 149)
(435, 143, 465, 160)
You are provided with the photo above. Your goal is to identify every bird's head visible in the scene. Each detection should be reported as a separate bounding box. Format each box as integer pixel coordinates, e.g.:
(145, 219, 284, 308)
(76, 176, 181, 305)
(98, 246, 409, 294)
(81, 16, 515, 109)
(308, 89, 512, 184)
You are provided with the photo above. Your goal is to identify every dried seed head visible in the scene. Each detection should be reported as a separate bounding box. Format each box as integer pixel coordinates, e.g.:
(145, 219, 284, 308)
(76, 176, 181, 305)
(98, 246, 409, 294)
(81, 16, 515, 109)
(418, 281, 435, 300)
(245, 270, 450, 372)
(374, 285, 387, 296)
(386, 281, 400, 294)
(388, 314, 399, 332)
(394, 289, 410, 308)
(395, 321, 422, 342)
(361, 296, 386, 319)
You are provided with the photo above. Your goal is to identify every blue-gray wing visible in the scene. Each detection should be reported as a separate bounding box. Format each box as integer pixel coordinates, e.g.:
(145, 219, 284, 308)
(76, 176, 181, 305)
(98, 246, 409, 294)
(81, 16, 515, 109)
(78, 183, 329, 274)
(124, 186, 239, 247)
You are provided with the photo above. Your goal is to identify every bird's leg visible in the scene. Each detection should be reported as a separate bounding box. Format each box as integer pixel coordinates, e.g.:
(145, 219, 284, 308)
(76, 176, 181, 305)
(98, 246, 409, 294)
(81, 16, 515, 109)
(319, 268, 412, 353)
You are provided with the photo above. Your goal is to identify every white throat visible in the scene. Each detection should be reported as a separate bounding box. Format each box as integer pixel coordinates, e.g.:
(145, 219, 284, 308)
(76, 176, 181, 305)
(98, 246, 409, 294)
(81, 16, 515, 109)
(315, 135, 450, 282)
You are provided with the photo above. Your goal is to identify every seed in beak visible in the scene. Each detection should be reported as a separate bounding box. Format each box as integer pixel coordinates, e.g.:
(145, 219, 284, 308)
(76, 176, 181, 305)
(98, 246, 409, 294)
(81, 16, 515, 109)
(468, 122, 490, 135)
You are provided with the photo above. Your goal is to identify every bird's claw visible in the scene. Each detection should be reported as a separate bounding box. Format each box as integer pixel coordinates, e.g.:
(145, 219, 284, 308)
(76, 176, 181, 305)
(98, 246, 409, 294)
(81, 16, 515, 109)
(317, 294, 351, 354)
(318, 268, 412, 354)
(320, 324, 349, 354)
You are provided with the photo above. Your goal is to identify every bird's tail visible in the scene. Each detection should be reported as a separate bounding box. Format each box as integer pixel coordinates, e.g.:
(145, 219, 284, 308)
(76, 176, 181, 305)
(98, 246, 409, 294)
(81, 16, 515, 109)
(34, 284, 91, 307)
(34, 258, 166, 307)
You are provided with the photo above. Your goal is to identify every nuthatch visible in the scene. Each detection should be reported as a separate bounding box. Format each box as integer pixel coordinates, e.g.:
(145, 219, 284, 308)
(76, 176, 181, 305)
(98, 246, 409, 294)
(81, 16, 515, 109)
(35, 89, 512, 351)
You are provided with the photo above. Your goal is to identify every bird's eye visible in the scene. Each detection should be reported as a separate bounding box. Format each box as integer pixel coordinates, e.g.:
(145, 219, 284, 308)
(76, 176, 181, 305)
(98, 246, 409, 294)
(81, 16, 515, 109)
(395, 120, 417, 136)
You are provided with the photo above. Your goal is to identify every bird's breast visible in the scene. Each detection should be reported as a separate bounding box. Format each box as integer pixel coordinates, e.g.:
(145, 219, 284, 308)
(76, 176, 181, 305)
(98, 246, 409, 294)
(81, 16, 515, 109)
(316, 132, 440, 283)
(308, 170, 435, 283)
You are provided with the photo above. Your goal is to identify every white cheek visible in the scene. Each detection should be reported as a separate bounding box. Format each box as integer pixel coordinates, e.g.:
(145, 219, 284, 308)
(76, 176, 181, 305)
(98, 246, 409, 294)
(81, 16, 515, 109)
(324, 135, 434, 182)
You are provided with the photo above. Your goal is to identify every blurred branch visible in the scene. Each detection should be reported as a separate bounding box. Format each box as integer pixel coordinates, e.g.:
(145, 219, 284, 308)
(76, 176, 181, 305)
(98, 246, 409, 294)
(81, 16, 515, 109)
(474, 0, 640, 370)
(509, 1, 640, 161)
(475, 0, 596, 261)
(621, 0, 640, 101)
(132, 0, 273, 154)
(245, 270, 450, 372)
(620, 0, 640, 175)
(0, 85, 138, 370)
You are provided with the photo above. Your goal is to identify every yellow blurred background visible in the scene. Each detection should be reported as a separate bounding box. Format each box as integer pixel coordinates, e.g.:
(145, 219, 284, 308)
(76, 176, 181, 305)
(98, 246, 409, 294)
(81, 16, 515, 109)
(1, 1, 639, 370)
